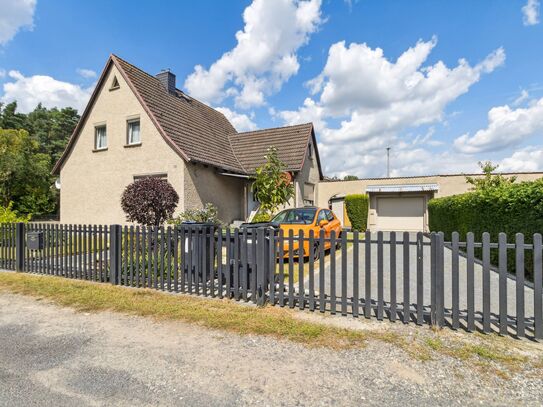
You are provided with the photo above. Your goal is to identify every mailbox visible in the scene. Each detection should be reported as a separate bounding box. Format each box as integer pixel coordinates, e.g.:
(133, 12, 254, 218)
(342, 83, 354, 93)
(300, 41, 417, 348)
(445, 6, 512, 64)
(27, 231, 44, 250)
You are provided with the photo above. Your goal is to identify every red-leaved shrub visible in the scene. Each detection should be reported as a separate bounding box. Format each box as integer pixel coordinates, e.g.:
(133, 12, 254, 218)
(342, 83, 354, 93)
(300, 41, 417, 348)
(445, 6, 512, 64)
(121, 178, 179, 226)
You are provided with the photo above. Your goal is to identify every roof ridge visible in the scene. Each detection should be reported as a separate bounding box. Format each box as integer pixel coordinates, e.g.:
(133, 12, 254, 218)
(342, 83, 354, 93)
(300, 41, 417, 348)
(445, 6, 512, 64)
(235, 122, 313, 136)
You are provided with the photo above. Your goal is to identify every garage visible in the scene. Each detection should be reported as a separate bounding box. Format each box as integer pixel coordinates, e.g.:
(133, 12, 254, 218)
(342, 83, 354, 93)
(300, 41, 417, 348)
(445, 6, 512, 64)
(366, 184, 439, 232)
(375, 196, 425, 231)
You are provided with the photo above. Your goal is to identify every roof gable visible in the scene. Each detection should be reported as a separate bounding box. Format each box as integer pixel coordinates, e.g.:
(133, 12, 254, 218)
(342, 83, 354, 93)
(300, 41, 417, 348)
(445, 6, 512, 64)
(53, 54, 322, 178)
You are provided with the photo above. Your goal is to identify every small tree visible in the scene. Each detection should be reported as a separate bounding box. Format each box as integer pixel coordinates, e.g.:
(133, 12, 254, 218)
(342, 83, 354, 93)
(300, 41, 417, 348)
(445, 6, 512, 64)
(121, 178, 179, 227)
(465, 161, 516, 192)
(251, 147, 294, 220)
(343, 175, 359, 181)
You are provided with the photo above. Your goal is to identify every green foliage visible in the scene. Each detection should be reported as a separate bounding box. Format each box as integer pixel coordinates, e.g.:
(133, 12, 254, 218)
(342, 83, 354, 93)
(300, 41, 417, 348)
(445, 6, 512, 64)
(0, 102, 79, 217)
(343, 175, 359, 181)
(0, 202, 31, 223)
(169, 203, 221, 225)
(251, 147, 294, 220)
(251, 211, 272, 223)
(0, 128, 55, 215)
(465, 161, 517, 192)
(428, 178, 543, 280)
(345, 194, 369, 231)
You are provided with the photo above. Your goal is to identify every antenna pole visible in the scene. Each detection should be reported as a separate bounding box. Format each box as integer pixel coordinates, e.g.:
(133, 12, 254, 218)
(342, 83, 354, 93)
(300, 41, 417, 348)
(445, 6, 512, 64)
(386, 147, 391, 178)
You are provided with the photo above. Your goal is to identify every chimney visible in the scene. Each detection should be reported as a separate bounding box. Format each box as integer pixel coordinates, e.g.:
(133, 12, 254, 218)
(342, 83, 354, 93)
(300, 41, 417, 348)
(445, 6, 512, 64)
(156, 69, 176, 94)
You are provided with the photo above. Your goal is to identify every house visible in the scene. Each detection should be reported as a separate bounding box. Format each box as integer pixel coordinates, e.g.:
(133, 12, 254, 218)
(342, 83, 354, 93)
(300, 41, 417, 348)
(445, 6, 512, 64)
(316, 171, 543, 232)
(53, 55, 322, 225)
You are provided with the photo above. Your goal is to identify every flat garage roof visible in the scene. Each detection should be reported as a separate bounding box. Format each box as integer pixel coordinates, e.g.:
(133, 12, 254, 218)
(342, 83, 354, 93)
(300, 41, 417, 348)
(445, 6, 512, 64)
(366, 183, 439, 193)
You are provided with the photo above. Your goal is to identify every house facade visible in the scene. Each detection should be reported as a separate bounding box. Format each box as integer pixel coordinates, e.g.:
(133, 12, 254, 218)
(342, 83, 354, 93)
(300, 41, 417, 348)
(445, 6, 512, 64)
(317, 172, 543, 232)
(53, 55, 322, 225)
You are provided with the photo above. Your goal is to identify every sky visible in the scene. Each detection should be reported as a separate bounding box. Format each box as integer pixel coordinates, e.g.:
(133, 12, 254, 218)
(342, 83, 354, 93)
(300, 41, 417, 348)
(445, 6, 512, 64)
(1, 0, 542, 178)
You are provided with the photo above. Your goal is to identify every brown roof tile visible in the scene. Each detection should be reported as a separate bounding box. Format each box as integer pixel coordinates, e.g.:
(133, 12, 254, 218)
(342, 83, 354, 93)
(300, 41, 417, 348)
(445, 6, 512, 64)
(229, 123, 313, 173)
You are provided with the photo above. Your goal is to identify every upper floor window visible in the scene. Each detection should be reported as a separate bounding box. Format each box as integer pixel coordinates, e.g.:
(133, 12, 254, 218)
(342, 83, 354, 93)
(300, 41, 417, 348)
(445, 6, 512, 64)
(308, 143, 313, 159)
(94, 125, 107, 150)
(127, 119, 141, 145)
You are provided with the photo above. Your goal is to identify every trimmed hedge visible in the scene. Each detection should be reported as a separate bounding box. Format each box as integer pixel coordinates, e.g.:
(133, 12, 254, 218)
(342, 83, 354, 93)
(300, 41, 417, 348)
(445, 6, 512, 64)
(428, 178, 543, 280)
(345, 194, 369, 232)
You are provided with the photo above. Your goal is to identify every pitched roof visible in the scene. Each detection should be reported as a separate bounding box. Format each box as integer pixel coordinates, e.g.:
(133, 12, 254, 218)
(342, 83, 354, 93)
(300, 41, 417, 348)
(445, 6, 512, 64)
(229, 123, 314, 173)
(113, 55, 243, 172)
(53, 55, 322, 177)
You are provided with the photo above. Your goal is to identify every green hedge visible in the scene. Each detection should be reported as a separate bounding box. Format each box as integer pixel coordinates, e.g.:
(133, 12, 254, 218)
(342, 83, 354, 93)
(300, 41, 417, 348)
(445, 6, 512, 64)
(345, 194, 369, 232)
(428, 178, 543, 280)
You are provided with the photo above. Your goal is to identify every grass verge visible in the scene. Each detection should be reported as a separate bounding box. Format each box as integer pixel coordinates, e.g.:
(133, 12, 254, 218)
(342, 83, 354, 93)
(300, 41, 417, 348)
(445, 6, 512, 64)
(0, 272, 367, 350)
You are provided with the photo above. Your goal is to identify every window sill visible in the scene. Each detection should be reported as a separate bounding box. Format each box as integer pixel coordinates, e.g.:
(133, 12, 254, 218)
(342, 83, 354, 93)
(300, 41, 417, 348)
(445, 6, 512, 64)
(92, 147, 108, 153)
(124, 142, 142, 148)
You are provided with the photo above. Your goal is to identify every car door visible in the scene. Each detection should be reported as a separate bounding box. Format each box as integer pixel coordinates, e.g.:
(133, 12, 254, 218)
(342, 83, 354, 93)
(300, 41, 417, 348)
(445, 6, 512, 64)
(326, 209, 342, 237)
(316, 210, 330, 245)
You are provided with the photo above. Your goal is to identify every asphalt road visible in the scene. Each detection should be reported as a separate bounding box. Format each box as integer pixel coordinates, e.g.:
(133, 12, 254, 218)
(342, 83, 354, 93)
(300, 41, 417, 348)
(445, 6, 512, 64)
(306, 232, 536, 320)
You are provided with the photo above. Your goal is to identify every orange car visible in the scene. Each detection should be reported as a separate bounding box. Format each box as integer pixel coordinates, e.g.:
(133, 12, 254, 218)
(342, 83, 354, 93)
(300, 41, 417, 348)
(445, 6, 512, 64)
(271, 207, 342, 260)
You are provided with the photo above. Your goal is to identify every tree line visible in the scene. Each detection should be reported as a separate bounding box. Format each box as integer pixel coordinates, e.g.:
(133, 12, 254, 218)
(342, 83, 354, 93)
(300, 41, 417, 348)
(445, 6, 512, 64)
(0, 101, 79, 217)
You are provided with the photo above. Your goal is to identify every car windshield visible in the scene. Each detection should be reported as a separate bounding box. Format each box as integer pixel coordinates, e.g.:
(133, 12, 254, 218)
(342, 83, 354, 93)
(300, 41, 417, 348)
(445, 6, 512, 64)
(272, 208, 317, 225)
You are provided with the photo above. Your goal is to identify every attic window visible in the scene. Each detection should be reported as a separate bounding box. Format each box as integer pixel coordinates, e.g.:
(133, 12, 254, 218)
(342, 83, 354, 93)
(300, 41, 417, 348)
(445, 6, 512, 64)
(110, 76, 120, 91)
(308, 143, 313, 159)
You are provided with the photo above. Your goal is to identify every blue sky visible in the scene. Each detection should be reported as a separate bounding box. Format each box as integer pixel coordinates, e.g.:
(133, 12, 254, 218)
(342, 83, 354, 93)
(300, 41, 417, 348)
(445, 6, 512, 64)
(1, 0, 542, 178)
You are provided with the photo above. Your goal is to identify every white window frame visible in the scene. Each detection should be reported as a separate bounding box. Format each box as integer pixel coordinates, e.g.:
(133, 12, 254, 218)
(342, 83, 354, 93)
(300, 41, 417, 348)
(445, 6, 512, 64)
(94, 125, 107, 150)
(127, 119, 141, 145)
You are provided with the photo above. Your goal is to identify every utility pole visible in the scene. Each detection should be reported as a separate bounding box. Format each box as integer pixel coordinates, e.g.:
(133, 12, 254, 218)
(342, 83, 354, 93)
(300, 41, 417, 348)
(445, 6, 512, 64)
(386, 147, 391, 178)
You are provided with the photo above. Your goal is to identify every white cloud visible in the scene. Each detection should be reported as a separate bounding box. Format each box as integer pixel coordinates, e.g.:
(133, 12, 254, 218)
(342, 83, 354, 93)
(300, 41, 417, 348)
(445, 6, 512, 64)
(454, 97, 543, 154)
(0, 0, 36, 46)
(499, 147, 543, 172)
(522, 0, 540, 26)
(76, 68, 97, 79)
(512, 89, 530, 106)
(1, 70, 93, 113)
(184, 0, 323, 109)
(215, 106, 257, 132)
(277, 37, 505, 177)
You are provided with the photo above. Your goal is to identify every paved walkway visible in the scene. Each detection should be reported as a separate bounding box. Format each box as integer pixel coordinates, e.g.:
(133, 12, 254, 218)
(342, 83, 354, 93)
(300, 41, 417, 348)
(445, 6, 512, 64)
(305, 233, 536, 319)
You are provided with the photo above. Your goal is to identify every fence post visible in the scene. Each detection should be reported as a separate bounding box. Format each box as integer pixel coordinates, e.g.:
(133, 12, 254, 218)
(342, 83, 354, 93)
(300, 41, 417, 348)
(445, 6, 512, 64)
(109, 224, 121, 285)
(15, 222, 25, 272)
(256, 227, 266, 306)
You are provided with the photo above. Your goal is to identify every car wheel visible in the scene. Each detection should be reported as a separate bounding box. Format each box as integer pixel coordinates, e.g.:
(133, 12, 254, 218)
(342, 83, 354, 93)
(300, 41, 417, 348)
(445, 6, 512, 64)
(313, 242, 320, 261)
(335, 232, 342, 249)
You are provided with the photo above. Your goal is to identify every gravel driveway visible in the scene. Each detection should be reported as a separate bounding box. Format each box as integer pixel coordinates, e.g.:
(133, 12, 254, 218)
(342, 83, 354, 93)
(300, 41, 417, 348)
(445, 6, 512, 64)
(306, 232, 536, 320)
(1, 292, 542, 406)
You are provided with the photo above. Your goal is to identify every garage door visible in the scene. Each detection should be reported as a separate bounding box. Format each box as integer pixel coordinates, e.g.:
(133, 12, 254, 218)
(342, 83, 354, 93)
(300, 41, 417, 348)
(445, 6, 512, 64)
(376, 197, 425, 231)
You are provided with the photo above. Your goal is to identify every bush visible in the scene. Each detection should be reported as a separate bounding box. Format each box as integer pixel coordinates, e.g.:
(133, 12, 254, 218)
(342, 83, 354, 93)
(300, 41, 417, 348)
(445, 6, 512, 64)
(345, 194, 369, 231)
(121, 178, 179, 227)
(169, 203, 221, 225)
(428, 178, 543, 280)
(0, 202, 31, 223)
(251, 210, 272, 223)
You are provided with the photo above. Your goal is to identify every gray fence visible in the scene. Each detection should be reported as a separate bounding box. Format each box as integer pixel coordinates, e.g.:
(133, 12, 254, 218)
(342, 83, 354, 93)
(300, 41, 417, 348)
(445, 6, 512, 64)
(1, 222, 541, 340)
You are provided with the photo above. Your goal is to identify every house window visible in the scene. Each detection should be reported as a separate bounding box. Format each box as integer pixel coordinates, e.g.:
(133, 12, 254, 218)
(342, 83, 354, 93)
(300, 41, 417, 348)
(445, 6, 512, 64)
(127, 119, 141, 145)
(308, 143, 313, 159)
(110, 76, 120, 91)
(94, 125, 107, 150)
